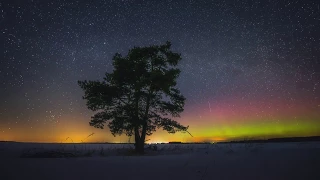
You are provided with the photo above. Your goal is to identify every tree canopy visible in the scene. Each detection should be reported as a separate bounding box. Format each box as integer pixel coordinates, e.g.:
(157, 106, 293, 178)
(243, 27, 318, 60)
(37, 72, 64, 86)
(78, 41, 189, 153)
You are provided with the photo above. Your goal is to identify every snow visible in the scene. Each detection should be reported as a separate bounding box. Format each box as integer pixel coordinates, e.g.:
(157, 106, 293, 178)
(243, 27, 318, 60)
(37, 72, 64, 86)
(1, 142, 320, 180)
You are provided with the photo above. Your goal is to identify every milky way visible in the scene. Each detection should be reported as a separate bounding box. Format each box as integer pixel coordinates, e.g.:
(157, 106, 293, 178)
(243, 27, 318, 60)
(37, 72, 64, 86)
(1, 0, 319, 143)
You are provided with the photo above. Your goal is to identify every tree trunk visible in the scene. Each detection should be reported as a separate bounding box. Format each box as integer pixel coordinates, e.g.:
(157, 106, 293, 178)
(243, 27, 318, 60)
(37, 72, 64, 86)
(134, 127, 145, 154)
(135, 84, 152, 154)
(135, 138, 145, 154)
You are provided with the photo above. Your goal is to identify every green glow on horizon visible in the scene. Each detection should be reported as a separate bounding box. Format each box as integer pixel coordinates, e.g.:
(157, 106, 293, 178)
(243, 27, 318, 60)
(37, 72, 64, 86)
(2, 116, 319, 143)
(187, 118, 320, 141)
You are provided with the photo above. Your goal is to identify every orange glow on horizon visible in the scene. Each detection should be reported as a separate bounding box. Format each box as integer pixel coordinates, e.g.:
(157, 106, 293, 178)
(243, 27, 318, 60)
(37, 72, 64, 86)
(1, 97, 319, 143)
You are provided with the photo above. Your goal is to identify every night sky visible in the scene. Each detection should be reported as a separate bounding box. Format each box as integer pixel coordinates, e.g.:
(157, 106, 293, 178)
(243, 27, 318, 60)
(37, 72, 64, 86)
(1, 0, 319, 143)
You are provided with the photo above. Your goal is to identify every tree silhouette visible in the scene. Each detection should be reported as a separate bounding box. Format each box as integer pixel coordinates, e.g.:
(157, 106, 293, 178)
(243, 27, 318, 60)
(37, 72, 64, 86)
(78, 41, 189, 154)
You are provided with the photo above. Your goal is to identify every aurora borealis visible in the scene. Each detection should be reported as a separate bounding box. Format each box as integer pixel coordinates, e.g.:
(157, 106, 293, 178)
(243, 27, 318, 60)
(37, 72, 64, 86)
(1, 0, 319, 143)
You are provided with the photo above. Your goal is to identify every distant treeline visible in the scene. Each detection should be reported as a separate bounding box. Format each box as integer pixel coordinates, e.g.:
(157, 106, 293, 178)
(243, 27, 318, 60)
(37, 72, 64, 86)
(1, 136, 320, 144)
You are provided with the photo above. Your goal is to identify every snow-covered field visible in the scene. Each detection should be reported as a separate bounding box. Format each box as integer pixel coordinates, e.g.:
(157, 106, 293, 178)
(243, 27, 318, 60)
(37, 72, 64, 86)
(1, 142, 319, 180)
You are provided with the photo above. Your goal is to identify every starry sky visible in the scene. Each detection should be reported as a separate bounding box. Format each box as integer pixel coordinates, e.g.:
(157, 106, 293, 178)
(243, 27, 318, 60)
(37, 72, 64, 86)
(1, 0, 319, 143)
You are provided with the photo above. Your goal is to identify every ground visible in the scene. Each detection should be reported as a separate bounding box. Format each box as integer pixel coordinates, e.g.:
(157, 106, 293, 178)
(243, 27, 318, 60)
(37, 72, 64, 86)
(1, 142, 319, 180)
